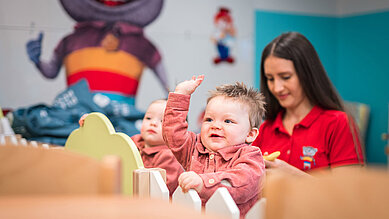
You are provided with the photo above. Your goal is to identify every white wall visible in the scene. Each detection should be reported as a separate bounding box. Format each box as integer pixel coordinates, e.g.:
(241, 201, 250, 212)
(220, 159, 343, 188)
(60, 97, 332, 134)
(0, 0, 72, 109)
(0, 0, 257, 130)
(143, 0, 257, 130)
(337, 0, 389, 16)
(0, 0, 388, 130)
(252, 0, 338, 16)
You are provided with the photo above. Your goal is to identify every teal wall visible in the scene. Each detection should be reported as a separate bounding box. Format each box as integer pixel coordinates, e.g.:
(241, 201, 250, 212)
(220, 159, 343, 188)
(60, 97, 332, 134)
(255, 10, 389, 164)
(255, 11, 338, 88)
(337, 11, 389, 164)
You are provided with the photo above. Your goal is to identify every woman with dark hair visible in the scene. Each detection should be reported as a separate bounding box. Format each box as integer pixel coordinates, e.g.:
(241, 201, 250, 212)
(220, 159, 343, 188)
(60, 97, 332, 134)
(252, 32, 364, 176)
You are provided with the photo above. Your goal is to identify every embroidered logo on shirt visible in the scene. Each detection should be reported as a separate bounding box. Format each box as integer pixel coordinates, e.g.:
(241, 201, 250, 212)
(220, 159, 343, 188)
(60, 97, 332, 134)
(300, 146, 318, 170)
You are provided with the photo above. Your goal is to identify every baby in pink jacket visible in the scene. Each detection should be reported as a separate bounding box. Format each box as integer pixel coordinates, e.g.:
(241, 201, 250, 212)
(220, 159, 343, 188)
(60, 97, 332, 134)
(79, 99, 183, 196)
(162, 75, 266, 217)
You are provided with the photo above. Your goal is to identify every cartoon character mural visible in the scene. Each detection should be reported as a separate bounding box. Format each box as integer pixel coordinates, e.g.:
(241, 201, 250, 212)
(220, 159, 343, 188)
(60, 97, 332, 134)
(211, 7, 236, 64)
(26, 0, 168, 106)
(15, 0, 168, 145)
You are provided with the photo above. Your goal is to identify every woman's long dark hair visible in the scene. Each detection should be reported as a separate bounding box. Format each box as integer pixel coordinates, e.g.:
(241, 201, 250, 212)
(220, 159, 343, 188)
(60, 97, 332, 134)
(260, 32, 344, 120)
(260, 32, 365, 164)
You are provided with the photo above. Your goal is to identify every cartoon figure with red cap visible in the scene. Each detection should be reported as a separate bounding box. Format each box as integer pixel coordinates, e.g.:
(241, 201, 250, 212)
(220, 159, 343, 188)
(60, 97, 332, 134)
(211, 7, 236, 64)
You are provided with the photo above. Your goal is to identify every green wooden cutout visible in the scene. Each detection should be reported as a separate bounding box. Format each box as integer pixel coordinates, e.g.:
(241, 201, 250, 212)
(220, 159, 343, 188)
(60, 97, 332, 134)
(65, 112, 144, 196)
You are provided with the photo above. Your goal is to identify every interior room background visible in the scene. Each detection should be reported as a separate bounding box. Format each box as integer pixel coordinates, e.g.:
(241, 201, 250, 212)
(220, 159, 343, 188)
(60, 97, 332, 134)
(0, 0, 388, 164)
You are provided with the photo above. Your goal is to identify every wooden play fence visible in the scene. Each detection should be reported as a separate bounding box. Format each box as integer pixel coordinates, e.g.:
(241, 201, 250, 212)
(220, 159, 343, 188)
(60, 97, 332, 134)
(0, 135, 265, 219)
(0, 112, 266, 219)
(3, 112, 389, 219)
(133, 168, 266, 219)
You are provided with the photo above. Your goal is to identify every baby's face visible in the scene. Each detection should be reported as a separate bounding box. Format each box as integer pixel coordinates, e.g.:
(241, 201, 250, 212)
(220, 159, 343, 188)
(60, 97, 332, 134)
(200, 96, 255, 152)
(140, 100, 166, 147)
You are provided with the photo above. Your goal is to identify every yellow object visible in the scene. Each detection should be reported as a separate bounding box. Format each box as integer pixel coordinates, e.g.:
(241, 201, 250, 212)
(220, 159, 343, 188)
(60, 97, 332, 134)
(65, 47, 144, 79)
(65, 112, 144, 196)
(0, 107, 3, 118)
(263, 151, 281, 161)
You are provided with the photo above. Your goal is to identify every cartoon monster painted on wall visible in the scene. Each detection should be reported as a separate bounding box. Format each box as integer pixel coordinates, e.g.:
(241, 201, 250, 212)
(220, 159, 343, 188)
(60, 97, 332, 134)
(26, 0, 168, 106)
(211, 7, 236, 64)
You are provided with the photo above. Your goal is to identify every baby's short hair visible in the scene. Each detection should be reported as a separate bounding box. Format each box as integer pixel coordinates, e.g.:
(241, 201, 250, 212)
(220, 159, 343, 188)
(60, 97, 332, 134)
(207, 82, 266, 128)
(150, 99, 167, 106)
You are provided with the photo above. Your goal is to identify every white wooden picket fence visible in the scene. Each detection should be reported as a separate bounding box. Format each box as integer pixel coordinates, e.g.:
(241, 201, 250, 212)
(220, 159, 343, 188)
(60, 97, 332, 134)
(133, 168, 266, 219)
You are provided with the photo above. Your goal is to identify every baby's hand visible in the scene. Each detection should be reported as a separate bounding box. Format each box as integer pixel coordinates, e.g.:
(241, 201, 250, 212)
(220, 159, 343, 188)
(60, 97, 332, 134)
(178, 171, 204, 193)
(79, 114, 89, 127)
(174, 75, 204, 95)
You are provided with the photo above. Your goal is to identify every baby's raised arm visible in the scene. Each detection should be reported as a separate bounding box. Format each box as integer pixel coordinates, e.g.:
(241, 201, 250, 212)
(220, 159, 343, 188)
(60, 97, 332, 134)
(174, 75, 204, 95)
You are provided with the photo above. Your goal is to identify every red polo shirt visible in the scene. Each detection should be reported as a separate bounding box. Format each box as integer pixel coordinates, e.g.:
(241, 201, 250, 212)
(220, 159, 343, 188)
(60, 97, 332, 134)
(132, 134, 184, 196)
(253, 106, 364, 171)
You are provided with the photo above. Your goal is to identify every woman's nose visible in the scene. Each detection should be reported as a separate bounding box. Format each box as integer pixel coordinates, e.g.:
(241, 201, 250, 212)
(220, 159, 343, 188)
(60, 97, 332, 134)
(274, 79, 284, 92)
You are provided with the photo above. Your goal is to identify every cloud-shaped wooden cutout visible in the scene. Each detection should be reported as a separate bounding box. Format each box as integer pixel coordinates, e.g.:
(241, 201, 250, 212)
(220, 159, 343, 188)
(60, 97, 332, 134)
(65, 112, 144, 196)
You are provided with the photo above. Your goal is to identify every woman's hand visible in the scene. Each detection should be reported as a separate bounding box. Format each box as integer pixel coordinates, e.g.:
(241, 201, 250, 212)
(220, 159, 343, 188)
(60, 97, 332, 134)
(265, 159, 311, 177)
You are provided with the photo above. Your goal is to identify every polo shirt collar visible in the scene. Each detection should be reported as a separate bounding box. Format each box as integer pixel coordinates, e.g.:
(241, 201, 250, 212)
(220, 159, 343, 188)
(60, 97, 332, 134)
(273, 105, 324, 132)
(298, 105, 324, 128)
(273, 110, 285, 132)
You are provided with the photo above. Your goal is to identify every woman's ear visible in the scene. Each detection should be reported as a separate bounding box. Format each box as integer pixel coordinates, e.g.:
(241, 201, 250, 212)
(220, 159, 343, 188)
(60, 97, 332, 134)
(246, 127, 259, 144)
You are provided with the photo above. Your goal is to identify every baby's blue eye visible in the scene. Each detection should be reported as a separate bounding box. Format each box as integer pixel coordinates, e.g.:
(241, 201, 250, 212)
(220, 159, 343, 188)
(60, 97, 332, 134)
(224, 119, 232, 123)
(204, 118, 212, 122)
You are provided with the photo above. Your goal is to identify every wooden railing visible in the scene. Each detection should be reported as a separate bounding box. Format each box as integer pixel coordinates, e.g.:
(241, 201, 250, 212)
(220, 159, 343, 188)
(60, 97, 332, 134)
(1, 113, 265, 218)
